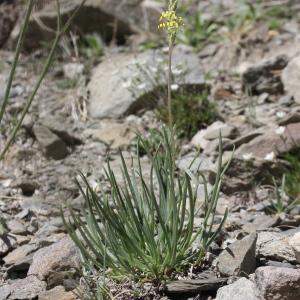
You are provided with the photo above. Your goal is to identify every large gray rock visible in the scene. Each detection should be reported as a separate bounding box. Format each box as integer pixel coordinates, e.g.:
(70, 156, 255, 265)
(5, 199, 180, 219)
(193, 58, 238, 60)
(288, 232, 300, 263)
(215, 278, 261, 300)
(88, 45, 206, 118)
(242, 55, 288, 95)
(282, 55, 300, 104)
(33, 124, 69, 160)
(236, 123, 300, 159)
(255, 266, 300, 300)
(0, 275, 46, 300)
(217, 233, 257, 277)
(28, 236, 80, 281)
(10, 0, 163, 49)
(257, 231, 296, 263)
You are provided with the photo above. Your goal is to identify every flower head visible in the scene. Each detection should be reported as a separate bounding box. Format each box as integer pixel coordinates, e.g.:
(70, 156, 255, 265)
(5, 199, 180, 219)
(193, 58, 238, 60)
(264, 151, 275, 161)
(242, 153, 254, 161)
(275, 126, 286, 135)
(158, 9, 184, 39)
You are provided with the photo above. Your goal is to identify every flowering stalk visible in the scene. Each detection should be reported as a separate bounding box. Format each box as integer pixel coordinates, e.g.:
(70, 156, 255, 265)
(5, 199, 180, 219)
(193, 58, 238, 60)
(158, 0, 183, 127)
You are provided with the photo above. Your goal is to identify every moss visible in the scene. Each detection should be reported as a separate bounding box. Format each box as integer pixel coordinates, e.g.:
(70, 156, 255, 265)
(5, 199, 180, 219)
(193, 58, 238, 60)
(157, 90, 219, 140)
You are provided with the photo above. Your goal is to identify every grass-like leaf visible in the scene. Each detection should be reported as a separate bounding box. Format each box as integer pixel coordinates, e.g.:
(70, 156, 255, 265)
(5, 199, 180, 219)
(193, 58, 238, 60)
(63, 126, 229, 281)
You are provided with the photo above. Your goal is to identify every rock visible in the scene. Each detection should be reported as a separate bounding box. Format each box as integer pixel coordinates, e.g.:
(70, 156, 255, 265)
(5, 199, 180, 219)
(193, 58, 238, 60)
(282, 55, 300, 104)
(165, 276, 227, 295)
(191, 121, 237, 149)
(39, 285, 77, 300)
(33, 124, 69, 160)
(215, 277, 260, 300)
(6, 254, 33, 279)
(88, 45, 206, 118)
(84, 120, 138, 149)
(7, 219, 27, 235)
(14, 179, 38, 197)
(288, 232, 300, 263)
(3, 243, 37, 266)
(10, 0, 162, 50)
(0, 234, 17, 257)
(255, 266, 300, 300)
(28, 236, 80, 281)
(0, 2, 18, 48)
(219, 157, 286, 194)
(217, 233, 257, 277)
(257, 231, 296, 263)
(223, 131, 263, 151)
(203, 121, 237, 140)
(236, 123, 300, 159)
(177, 153, 214, 174)
(0, 275, 46, 300)
(279, 112, 300, 126)
(243, 215, 280, 232)
(242, 55, 288, 95)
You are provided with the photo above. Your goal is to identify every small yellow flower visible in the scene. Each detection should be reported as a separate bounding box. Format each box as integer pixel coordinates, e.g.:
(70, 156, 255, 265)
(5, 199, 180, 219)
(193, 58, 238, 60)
(158, 9, 184, 37)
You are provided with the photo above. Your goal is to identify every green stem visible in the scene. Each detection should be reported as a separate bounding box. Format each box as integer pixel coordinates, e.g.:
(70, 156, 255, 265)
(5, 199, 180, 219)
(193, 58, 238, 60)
(0, 0, 35, 125)
(167, 40, 174, 128)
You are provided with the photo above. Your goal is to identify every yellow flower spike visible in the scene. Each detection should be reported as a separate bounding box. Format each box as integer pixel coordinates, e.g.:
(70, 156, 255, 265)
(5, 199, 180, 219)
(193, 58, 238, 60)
(158, 8, 184, 38)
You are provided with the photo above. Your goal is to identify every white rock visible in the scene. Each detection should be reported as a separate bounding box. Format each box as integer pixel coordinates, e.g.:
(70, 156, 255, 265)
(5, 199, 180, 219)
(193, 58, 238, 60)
(288, 232, 300, 263)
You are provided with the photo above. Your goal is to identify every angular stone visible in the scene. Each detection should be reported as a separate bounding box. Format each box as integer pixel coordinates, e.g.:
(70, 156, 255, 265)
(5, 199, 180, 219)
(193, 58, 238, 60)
(257, 231, 296, 263)
(7, 219, 27, 235)
(33, 124, 69, 160)
(88, 45, 206, 118)
(0, 234, 17, 257)
(84, 120, 138, 149)
(10, 0, 163, 49)
(203, 121, 237, 140)
(0, 275, 46, 300)
(236, 123, 300, 159)
(215, 278, 260, 300)
(39, 286, 77, 300)
(242, 55, 288, 95)
(282, 55, 300, 104)
(3, 243, 37, 266)
(223, 131, 263, 151)
(28, 236, 80, 281)
(217, 233, 257, 276)
(255, 266, 300, 300)
(165, 276, 227, 294)
(288, 232, 300, 263)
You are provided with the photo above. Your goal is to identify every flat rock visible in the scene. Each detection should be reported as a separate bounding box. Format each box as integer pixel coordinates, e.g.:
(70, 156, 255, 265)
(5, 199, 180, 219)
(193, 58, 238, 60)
(88, 45, 206, 118)
(0, 234, 17, 257)
(165, 275, 227, 294)
(257, 231, 296, 263)
(39, 286, 77, 300)
(217, 233, 257, 276)
(215, 277, 260, 300)
(255, 266, 300, 300)
(0, 275, 46, 300)
(236, 123, 300, 159)
(33, 124, 69, 160)
(242, 55, 288, 95)
(84, 120, 139, 149)
(288, 232, 300, 263)
(7, 219, 27, 235)
(282, 55, 300, 104)
(191, 121, 237, 149)
(28, 236, 80, 281)
(3, 243, 37, 266)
